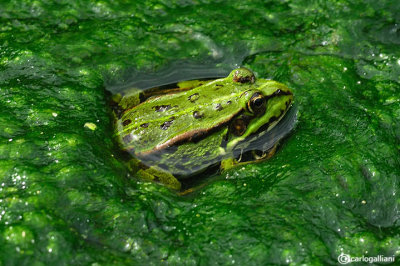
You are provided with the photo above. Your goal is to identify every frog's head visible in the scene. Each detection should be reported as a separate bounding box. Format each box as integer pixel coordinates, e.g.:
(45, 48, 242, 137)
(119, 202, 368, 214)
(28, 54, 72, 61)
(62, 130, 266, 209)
(226, 68, 294, 151)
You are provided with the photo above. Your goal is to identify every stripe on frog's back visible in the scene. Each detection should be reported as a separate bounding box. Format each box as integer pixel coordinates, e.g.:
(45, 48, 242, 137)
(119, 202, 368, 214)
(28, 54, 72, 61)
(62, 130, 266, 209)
(134, 109, 244, 157)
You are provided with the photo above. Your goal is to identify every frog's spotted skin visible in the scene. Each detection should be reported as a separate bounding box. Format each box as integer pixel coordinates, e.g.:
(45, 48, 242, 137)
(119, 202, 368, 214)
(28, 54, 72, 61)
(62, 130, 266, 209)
(114, 68, 293, 187)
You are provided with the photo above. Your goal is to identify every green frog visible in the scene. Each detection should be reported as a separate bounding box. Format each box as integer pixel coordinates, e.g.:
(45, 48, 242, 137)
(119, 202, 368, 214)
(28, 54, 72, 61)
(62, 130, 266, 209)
(112, 68, 294, 190)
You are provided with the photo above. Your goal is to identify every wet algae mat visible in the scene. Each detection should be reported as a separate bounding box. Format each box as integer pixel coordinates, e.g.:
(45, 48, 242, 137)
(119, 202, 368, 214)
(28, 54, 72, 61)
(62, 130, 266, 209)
(1, 1, 400, 265)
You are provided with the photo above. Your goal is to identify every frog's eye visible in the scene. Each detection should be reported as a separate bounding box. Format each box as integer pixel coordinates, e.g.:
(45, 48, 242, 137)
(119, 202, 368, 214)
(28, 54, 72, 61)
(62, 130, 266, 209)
(248, 92, 266, 116)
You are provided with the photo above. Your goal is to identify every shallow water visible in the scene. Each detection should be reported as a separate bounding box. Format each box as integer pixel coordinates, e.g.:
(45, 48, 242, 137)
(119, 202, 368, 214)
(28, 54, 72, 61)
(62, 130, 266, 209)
(1, 0, 400, 264)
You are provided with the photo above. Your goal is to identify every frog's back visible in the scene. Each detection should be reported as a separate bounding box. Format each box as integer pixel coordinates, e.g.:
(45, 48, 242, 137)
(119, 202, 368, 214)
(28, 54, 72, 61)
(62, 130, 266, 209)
(116, 79, 251, 155)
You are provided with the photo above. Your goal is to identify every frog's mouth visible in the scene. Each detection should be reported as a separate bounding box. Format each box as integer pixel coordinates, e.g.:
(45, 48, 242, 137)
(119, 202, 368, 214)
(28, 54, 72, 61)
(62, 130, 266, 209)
(232, 103, 298, 161)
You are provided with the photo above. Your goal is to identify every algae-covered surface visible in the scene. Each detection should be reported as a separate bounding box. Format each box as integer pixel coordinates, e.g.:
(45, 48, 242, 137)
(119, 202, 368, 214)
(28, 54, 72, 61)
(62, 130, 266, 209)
(1, 1, 400, 265)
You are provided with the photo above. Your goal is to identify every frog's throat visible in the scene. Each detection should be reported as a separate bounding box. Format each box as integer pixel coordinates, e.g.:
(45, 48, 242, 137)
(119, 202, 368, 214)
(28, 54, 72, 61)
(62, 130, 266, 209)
(134, 109, 244, 157)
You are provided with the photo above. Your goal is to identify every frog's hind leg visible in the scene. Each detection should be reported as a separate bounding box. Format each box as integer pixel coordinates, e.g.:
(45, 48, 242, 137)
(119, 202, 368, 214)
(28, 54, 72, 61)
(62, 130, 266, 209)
(126, 159, 182, 190)
(138, 166, 182, 191)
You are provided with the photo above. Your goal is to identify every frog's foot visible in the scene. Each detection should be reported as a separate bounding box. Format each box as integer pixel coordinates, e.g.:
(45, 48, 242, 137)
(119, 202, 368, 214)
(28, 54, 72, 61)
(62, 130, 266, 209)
(220, 143, 279, 171)
(220, 158, 238, 172)
(138, 166, 181, 190)
(252, 143, 278, 161)
(125, 159, 181, 190)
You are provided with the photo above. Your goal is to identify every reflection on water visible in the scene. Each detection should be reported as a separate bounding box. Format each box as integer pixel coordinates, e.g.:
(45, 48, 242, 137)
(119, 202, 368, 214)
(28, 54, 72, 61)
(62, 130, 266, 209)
(106, 49, 250, 94)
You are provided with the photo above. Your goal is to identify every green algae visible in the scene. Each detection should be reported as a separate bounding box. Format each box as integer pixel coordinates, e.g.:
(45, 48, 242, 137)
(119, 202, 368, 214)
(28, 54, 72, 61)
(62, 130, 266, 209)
(0, 0, 400, 264)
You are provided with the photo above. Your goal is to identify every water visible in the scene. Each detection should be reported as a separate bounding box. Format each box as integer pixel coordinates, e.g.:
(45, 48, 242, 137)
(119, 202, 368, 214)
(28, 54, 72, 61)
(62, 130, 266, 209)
(0, 0, 399, 264)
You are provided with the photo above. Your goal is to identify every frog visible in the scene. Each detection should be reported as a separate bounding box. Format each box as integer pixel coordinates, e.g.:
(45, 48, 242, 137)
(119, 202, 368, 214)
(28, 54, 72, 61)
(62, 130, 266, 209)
(112, 68, 294, 191)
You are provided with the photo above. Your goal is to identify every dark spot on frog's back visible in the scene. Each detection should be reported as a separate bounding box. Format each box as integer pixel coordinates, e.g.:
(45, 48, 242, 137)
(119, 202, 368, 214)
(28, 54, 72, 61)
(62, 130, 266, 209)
(122, 119, 132, 126)
(215, 103, 223, 111)
(160, 118, 174, 130)
(154, 105, 172, 112)
(188, 93, 200, 103)
(215, 84, 224, 90)
(140, 123, 149, 128)
(160, 122, 171, 130)
(193, 111, 204, 119)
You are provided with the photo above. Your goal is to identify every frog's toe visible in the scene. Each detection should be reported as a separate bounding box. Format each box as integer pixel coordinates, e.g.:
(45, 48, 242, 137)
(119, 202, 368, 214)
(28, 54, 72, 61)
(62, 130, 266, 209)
(220, 158, 237, 171)
(251, 145, 277, 161)
(256, 143, 278, 161)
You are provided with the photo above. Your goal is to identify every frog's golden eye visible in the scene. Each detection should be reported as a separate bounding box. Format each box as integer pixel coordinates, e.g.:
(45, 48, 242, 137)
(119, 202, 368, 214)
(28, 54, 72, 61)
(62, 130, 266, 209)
(248, 92, 266, 115)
